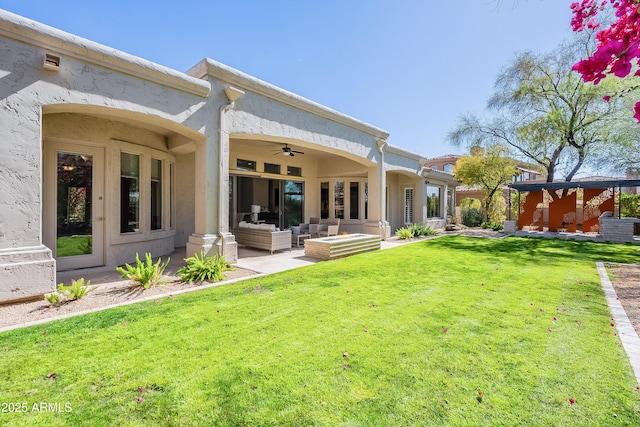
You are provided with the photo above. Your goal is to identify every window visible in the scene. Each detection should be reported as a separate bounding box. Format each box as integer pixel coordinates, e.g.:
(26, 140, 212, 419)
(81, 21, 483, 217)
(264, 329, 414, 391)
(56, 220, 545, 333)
(264, 163, 281, 175)
(320, 182, 329, 219)
(364, 182, 368, 220)
(236, 159, 256, 172)
(427, 185, 441, 218)
(350, 182, 359, 219)
(121, 153, 140, 233)
(444, 164, 454, 173)
(404, 188, 414, 224)
(287, 166, 302, 177)
(120, 148, 174, 236)
(151, 158, 162, 230)
(335, 181, 345, 219)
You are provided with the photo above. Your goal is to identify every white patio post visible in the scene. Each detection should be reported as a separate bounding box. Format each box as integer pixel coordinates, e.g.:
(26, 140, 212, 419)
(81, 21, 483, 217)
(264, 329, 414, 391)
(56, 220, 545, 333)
(363, 139, 390, 239)
(187, 86, 244, 263)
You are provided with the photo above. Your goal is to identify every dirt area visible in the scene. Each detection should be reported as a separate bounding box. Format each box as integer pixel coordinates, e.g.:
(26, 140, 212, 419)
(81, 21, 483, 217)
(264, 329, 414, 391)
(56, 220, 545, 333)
(607, 263, 640, 333)
(0, 267, 257, 330)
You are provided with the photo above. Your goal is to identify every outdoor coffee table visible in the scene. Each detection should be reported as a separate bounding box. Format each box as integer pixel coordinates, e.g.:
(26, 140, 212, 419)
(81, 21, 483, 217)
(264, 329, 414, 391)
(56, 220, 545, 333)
(295, 233, 311, 247)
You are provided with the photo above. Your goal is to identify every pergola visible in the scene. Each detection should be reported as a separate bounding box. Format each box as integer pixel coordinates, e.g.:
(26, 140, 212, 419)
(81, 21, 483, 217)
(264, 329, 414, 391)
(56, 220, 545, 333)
(508, 179, 640, 232)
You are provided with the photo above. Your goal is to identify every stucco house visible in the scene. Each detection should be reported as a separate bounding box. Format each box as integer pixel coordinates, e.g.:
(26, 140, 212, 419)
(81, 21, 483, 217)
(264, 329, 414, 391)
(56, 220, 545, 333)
(0, 10, 458, 303)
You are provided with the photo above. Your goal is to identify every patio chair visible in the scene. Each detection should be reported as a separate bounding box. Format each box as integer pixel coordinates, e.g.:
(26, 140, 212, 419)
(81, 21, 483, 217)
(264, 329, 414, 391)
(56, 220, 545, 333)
(318, 224, 339, 237)
(318, 218, 340, 237)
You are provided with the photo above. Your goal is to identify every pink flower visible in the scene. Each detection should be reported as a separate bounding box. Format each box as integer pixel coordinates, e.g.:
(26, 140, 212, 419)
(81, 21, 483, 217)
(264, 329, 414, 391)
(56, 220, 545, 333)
(137, 397, 143, 403)
(122, 323, 127, 327)
(553, 317, 558, 321)
(578, 321, 583, 326)
(611, 322, 616, 327)
(548, 328, 553, 332)
(603, 95, 611, 102)
(633, 102, 640, 123)
(47, 372, 56, 378)
(585, 294, 590, 297)
(443, 328, 448, 333)
(569, 397, 576, 405)
(41, 331, 47, 335)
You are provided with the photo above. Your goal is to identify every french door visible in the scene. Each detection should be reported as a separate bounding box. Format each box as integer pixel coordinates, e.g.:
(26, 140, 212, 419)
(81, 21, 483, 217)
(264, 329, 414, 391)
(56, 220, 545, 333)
(44, 142, 105, 270)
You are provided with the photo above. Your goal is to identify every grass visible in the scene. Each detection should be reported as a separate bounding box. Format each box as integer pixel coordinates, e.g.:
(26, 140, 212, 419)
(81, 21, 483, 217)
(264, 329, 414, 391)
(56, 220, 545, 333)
(1, 236, 640, 426)
(56, 235, 91, 257)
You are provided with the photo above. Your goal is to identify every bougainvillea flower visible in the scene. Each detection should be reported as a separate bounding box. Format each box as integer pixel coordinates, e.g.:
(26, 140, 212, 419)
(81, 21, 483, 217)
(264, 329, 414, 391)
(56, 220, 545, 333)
(47, 372, 56, 378)
(569, 397, 576, 405)
(137, 397, 143, 403)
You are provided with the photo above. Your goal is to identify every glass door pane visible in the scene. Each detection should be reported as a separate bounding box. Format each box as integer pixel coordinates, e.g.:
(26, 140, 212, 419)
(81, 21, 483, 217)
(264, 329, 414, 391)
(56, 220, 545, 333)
(283, 180, 303, 229)
(56, 153, 93, 257)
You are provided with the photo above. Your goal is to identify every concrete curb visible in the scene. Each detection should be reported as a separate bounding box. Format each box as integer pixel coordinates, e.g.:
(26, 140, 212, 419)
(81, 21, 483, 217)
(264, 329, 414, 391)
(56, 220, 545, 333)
(597, 261, 640, 386)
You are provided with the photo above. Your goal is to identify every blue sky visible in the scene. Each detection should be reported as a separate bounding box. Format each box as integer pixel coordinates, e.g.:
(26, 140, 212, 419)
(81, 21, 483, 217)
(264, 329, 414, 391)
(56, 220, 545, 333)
(1, 0, 574, 158)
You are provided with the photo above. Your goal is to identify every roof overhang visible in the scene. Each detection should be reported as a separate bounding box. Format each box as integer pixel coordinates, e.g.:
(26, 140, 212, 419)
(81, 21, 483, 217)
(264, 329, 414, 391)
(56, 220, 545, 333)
(509, 179, 640, 192)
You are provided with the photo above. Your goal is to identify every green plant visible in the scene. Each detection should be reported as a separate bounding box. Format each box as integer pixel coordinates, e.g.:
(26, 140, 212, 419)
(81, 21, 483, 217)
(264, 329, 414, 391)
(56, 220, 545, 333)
(5, 238, 640, 426)
(44, 292, 61, 305)
(395, 226, 414, 239)
(57, 278, 96, 300)
(481, 221, 504, 231)
(396, 223, 438, 239)
(461, 207, 483, 227)
(177, 251, 233, 283)
(116, 253, 170, 289)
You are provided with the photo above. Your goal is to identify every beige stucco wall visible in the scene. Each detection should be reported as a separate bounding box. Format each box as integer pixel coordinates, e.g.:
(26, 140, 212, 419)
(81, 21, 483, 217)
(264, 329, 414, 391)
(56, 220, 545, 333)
(0, 10, 209, 301)
(0, 10, 441, 303)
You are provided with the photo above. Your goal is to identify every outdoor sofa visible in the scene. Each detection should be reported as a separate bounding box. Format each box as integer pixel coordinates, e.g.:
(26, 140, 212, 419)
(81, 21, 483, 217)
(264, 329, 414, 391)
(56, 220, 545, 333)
(234, 222, 292, 254)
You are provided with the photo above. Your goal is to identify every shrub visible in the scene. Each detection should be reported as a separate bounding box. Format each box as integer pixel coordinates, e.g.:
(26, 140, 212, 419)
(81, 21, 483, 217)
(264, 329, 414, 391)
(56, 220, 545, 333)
(44, 278, 95, 304)
(116, 253, 170, 289)
(396, 224, 438, 239)
(413, 224, 438, 236)
(481, 221, 504, 231)
(58, 278, 96, 300)
(461, 208, 483, 227)
(395, 227, 414, 240)
(44, 292, 62, 305)
(177, 251, 233, 283)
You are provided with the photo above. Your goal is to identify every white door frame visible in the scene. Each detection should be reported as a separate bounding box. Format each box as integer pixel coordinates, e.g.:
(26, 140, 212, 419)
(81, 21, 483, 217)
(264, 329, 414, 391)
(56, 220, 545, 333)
(43, 141, 105, 270)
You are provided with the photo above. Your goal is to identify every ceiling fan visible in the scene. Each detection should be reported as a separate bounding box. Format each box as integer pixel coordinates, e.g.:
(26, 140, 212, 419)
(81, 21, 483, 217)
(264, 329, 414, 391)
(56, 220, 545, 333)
(274, 144, 304, 157)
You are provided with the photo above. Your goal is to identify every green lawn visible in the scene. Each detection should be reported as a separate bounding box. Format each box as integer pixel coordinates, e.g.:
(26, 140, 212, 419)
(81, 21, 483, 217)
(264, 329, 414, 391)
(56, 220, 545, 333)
(1, 236, 640, 426)
(56, 235, 92, 257)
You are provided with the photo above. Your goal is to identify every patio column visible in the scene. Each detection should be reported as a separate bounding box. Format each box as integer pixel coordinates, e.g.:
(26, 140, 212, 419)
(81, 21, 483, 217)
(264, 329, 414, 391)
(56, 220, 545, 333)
(187, 87, 244, 263)
(363, 139, 390, 239)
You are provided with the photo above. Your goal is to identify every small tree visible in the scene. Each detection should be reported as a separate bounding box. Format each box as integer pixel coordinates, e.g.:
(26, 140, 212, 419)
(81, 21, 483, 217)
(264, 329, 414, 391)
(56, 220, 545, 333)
(453, 145, 518, 223)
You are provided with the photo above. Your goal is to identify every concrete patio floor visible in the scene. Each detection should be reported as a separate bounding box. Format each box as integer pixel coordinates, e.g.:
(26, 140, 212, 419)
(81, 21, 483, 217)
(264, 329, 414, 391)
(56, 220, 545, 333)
(56, 236, 418, 289)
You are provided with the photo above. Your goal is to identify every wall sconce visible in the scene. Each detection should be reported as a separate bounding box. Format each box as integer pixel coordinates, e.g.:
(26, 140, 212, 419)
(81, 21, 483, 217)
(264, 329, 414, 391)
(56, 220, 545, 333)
(43, 53, 60, 71)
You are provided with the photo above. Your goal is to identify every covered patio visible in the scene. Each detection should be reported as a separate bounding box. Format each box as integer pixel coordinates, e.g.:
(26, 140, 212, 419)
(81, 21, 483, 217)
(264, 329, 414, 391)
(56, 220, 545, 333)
(508, 179, 640, 243)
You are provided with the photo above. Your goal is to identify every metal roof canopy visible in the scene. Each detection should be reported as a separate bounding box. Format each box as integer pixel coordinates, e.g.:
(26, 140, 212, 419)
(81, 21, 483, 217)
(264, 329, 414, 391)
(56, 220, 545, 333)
(509, 179, 640, 192)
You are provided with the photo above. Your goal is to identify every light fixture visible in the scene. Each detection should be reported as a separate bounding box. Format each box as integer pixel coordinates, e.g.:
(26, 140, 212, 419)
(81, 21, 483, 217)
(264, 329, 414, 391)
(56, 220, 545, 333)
(251, 204, 261, 222)
(62, 165, 75, 172)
